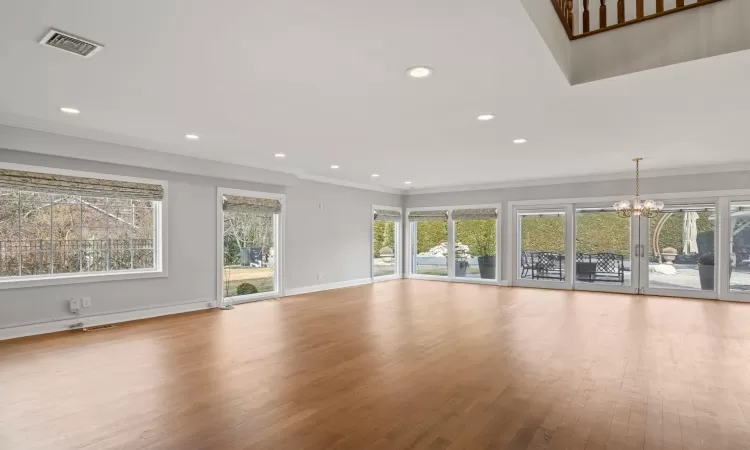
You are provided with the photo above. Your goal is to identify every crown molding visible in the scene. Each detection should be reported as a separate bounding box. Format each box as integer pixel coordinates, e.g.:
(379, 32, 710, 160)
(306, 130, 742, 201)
(296, 173, 405, 195)
(405, 163, 750, 196)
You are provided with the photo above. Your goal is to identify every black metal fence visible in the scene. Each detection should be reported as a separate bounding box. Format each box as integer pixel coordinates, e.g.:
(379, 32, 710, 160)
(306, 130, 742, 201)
(0, 239, 154, 276)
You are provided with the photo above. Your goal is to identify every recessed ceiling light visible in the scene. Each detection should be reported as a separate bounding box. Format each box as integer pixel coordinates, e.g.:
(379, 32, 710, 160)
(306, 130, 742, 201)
(60, 107, 80, 115)
(371, 173, 380, 178)
(330, 165, 340, 169)
(404, 181, 412, 185)
(185, 134, 200, 140)
(513, 138, 528, 144)
(477, 114, 495, 121)
(274, 153, 286, 158)
(407, 66, 433, 79)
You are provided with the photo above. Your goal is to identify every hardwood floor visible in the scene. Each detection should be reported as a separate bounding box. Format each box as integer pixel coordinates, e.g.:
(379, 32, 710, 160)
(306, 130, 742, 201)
(3, 280, 750, 449)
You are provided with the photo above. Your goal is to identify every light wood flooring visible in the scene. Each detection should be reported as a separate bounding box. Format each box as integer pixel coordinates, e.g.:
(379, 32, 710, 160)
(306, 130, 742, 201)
(3, 280, 750, 449)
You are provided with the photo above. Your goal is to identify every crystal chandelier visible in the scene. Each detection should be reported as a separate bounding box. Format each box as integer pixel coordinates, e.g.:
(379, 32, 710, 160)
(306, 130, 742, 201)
(613, 158, 664, 218)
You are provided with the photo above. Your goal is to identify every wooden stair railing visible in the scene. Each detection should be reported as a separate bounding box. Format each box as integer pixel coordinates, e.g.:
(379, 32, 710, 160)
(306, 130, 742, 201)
(551, 0, 724, 39)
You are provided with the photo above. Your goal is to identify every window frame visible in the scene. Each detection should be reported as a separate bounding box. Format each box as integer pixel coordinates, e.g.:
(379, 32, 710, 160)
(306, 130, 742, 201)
(216, 187, 285, 305)
(405, 204, 502, 285)
(0, 163, 167, 290)
(371, 204, 403, 282)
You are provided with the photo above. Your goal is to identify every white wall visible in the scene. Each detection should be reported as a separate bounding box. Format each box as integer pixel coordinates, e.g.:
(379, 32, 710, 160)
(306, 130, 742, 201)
(0, 132, 401, 333)
(405, 170, 750, 280)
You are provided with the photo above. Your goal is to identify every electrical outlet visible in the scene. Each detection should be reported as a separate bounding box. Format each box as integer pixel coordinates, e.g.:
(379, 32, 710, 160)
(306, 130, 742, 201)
(317, 273, 323, 281)
(69, 298, 81, 313)
(81, 297, 91, 308)
(319, 203, 325, 210)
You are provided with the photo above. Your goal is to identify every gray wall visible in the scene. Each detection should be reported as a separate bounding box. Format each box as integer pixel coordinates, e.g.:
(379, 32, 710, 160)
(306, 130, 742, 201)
(406, 170, 750, 280)
(0, 146, 400, 329)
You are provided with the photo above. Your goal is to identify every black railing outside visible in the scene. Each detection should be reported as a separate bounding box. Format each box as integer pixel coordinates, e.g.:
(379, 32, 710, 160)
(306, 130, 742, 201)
(0, 239, 154, 277)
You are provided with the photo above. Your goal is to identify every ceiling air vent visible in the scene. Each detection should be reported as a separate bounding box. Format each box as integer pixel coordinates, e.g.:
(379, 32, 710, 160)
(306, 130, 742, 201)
(39, 29, 103, 58)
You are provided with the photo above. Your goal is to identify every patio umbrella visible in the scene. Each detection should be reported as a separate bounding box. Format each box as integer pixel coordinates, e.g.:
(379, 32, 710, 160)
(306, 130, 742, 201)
(683, 212, 699, 254)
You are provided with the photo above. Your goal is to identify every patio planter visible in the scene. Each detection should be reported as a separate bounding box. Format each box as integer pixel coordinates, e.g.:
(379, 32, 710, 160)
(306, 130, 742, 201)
(698, 264, 714, 291)
(456, 261, 468, 277)
(477, 255, 496, 279)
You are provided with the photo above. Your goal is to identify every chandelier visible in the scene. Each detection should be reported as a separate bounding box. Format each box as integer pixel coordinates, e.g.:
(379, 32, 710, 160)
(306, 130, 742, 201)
(613, 158, 663, 218)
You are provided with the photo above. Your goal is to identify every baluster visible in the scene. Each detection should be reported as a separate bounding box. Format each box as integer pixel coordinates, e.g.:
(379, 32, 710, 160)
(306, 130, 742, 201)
(676, 0, 685, 6)
(566, 0, 574, 33)
(583, 0, 591, 32)
(617, 0, 625, 23)
(656, 0, 664, 13)
(636, 0, 644, 17)
(599, 0, 607, 29)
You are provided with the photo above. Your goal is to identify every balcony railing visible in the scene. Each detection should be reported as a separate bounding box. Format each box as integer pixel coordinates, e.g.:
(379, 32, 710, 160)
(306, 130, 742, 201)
(552, 0, 724, 39)
(0, 239, 154, 276)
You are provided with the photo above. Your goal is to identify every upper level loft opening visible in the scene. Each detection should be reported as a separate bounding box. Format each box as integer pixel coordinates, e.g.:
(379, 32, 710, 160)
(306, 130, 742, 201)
(551, 0, 724, 39)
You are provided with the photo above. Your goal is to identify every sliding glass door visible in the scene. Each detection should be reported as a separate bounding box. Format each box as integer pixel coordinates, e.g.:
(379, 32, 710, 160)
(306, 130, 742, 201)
(639, 202, 718, 299)
(218, 189, 283, 306)
(729, 200, 750, 294)
(372, 207, 401, 280)
(573, 207, 639, 294)
(409, 210, 449, 277)
(512, 194, 750, 301)
(515, 208, 570, 288)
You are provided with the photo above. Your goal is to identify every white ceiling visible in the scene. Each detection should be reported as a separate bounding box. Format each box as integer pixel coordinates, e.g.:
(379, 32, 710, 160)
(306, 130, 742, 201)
(0, 0, 749, 193)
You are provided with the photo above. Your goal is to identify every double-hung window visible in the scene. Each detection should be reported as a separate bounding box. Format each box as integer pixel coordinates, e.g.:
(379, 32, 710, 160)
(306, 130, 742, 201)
(0, 167, 163, 285)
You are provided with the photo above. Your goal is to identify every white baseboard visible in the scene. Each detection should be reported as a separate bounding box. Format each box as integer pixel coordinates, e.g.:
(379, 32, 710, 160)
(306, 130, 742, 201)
(285, 278, 373, 296)
(0, 299, 214, 341)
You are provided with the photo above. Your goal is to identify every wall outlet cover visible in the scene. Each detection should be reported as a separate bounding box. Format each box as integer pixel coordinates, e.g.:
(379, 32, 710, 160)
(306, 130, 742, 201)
(81, 297, 92, 308)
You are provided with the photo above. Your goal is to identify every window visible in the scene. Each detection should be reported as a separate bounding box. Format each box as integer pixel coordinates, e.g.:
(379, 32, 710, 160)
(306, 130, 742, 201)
(0, 168, 162, 281)
(575, 208, 631, 286)
(373, 208, 401, 278)
(517, 210, 566, 281)
(647, 204, 715, 291)
(221, 192, 281, 302)
(409, 210, 448, 277)
(453, 209, 497, 280)
(729, 201, 750, 292)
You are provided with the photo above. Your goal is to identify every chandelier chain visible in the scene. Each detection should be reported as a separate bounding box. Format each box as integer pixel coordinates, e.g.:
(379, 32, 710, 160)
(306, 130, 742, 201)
(635, 158, 640, 197)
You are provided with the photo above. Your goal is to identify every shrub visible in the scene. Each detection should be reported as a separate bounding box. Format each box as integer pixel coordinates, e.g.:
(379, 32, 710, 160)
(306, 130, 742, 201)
(698, 252, 714, 266)
(236, 283, 258, 295)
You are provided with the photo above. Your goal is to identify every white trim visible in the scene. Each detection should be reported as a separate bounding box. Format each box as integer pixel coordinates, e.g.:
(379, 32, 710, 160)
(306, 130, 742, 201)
(297, 173, 404, 195)
(373, 273, 403, 283)
(407, 274, 452, 282)
(0, 269, 165, 290)
(451, 277, 505, 286)
(405, 164, 750, 195)
(216, 187, 285, 307)
(228, 292, 281, 304)
(284, 278, 373, 296)
(514, 279, 568, 290)
(0, 299, 213, 341)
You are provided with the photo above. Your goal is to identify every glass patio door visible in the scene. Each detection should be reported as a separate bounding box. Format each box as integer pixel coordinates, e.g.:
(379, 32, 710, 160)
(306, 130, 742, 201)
(637, 202, 719, 299)
(573, 207, 640, 294)
(515, 207, 571, 288)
